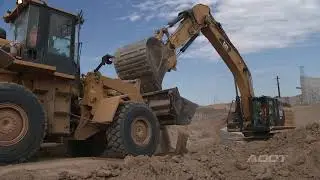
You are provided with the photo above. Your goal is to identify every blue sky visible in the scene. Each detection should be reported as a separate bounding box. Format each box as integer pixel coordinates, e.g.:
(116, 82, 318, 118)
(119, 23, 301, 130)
(1, 0, 320, 105)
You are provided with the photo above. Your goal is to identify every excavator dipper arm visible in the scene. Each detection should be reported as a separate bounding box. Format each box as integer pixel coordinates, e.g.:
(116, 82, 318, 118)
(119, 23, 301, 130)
(157, 4, 254, 129)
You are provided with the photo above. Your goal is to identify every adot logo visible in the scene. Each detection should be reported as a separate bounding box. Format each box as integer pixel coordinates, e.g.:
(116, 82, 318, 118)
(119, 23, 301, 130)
(247, 154, 287, 163)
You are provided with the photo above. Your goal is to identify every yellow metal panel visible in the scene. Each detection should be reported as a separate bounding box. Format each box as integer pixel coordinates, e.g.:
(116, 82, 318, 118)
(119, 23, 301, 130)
(53, 72, 76, 80)
(92, 96, 122, 124)
(13, 59, 56, 72)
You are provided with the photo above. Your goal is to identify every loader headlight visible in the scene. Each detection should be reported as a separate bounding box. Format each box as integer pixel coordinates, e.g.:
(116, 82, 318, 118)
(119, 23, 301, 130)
(17, 0, 23, 5)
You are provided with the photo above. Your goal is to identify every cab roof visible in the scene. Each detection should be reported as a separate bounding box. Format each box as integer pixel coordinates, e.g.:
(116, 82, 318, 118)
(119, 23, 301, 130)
(3, 0, 80, 24)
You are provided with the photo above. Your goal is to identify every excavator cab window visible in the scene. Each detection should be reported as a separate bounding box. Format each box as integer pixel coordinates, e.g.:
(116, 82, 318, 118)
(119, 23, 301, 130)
(252, 96, 282, 131)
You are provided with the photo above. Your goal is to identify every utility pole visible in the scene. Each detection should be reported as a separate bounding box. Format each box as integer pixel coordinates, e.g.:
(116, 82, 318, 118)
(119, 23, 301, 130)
(276, 76, 281, 98)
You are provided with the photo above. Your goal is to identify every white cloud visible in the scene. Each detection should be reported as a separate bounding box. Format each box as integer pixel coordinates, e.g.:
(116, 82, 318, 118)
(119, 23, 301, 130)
(123, 0, 320, 60)
(118, 12, 142, 22)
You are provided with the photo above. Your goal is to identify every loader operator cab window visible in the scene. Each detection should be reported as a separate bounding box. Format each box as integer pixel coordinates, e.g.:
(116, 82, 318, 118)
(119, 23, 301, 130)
(48, 13, 72, 58)
(45, 10, 77, 75)
(9, 3, 78, 75)
(12, 5, 40, 59)
(13, 9, 28, 43)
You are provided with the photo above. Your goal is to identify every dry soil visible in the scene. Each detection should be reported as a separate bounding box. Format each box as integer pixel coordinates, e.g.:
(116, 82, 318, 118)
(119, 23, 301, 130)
(1, 104, 320, 180)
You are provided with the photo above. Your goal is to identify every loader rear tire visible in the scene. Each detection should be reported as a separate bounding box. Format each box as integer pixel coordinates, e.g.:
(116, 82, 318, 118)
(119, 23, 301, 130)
(105, 102, 160, 158)
(0, 83, 46, 165)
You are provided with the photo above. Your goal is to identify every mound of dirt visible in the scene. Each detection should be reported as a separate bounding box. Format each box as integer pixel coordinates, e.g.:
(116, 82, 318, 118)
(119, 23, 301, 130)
(37, 122, 319, 180)
(1, 106, 320, 180)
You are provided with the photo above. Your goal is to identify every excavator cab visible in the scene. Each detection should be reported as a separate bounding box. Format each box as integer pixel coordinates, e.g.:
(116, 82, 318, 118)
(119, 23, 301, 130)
(251, 97, 284, 130)
(227, 96, 287, 137)
(3, 0, 81, 75)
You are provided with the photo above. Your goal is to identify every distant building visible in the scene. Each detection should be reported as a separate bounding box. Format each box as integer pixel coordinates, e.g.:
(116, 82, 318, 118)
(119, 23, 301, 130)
(299, 66, 320, 105)
(279, 67, 320, 106)
(300, 76, 320, 104)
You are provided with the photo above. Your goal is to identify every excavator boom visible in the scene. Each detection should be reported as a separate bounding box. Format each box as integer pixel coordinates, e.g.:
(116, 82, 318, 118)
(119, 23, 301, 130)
(113, 4, 295, 135)
(158, 4, 255, 129)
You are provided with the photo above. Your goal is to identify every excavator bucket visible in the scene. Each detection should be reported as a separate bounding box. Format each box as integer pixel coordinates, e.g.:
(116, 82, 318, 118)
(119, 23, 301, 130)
(114, 37, 168, 93)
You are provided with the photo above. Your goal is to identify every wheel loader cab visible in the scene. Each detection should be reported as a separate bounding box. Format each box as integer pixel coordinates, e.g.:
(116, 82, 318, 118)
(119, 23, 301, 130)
(4, 0, 79, 75)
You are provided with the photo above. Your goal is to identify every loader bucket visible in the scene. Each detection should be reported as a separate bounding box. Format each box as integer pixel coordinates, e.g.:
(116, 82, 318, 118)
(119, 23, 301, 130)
(114, 37, 169, 93)
(176, 97, 199, 125)
(143, 88, 198, 125)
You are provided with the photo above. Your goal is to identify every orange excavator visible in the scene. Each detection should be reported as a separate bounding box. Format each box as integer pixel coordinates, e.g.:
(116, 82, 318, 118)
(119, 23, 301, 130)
(114, 4, 295, 137)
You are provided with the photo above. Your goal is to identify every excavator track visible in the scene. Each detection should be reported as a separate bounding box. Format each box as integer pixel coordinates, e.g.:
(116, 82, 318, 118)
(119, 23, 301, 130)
(114, 37, 168, 93)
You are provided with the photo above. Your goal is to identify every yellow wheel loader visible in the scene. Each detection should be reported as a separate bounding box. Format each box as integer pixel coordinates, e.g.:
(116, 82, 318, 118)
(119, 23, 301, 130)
(0, 0, 197, 164)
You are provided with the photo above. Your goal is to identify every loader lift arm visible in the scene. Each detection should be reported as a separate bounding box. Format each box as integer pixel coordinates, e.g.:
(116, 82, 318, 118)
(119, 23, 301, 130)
(156, 4, 254, 130)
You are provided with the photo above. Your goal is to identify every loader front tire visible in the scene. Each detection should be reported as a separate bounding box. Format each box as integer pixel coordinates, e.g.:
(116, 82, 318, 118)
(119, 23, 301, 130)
(105, 102, 160, 157)
(0, 83, 46, 164)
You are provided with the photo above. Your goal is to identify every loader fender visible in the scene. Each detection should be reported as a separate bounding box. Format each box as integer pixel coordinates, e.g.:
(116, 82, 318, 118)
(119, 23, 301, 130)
(92, 96, 122, 124)
(74, 96, 123, 140)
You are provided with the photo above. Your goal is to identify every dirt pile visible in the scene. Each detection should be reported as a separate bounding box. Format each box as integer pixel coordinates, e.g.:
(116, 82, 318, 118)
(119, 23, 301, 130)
(1, 106, 320, 180)
(49, 122, 320, 180)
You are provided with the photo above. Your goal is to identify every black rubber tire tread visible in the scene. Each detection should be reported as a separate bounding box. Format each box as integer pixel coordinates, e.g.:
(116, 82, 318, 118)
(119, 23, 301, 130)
(0, 83, 47, 165)
(105, 102, 160, 158)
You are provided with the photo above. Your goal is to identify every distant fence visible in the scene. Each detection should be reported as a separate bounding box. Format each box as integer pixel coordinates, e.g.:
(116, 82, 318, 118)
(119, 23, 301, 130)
(192, 109, 229, 121)
(192, 112, 211, 121)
